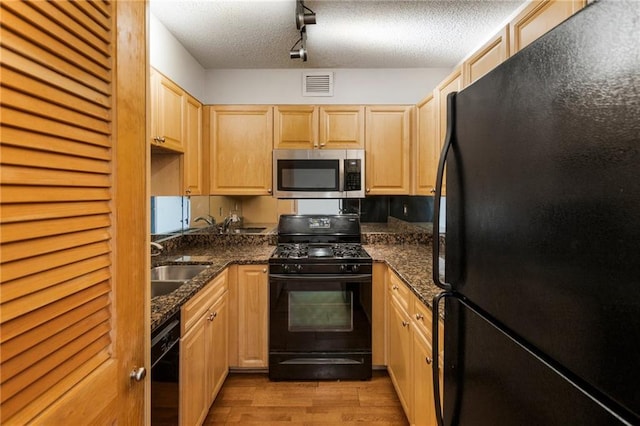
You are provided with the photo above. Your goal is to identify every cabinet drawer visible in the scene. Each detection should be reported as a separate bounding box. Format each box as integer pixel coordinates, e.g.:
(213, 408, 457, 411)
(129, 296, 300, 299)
(411, 297, 433, 340)
(388, 270, 411, 312)
(182, 269, 228, 333)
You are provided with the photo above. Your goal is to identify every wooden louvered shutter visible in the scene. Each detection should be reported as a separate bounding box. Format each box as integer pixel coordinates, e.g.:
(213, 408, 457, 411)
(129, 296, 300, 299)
(0, 1, 147, 424)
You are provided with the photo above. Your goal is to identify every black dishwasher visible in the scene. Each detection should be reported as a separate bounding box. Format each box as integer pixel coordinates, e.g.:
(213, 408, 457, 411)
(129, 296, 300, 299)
(151, 311, 180, 425)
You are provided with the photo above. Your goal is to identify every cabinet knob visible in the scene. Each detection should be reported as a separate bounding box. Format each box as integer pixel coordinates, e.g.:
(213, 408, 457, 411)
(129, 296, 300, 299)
(314, 144, 319, 148)
(392, 285, 398, 290)
(319, 143, 326, 147)
(263, 268, 267, 273)
(366, 188, 370, 193)
(208, 312, 215, 321)
(430, 189, 436, 194)
(130, 367, 147, 382)
(415, 313, 424, 321)
(402, 320, 409, 327)
(185, 188, 191, 195)
(267, 188, 272, 194)
(425, 357, 433, 365)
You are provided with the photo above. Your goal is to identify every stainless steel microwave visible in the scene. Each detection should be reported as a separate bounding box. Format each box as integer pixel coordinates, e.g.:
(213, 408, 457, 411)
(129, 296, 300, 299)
(273, 149, 365, 198)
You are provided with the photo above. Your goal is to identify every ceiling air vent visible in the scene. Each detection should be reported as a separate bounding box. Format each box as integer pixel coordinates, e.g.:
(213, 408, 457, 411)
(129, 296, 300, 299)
(302, 71, 333, 97)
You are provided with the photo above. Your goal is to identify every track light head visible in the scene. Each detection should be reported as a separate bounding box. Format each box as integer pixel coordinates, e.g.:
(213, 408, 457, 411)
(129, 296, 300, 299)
(296, 0, 316, 30)
(289, 47, 308, 61)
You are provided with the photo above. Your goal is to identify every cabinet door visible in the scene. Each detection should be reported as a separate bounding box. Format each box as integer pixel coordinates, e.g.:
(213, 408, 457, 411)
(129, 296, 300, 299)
(413, 329, 437, 426)
(209, 106, 273, 195)
(184, 94, 203, 195)
(181, 316, 208, 426)
(435, 68, 462, 196)
(387, 297, 413, 419)
(319, 105, 365, 149)
(208, 292, 229, 404)
(463, 27, 509, 87)
(414, 94, 438, 196)
(510, 0, 585, 55)
(236, 265, 269, 368)
(151, 69, 184, 152)
(273, 105, 318, 149)
(365, 106, 412, 195)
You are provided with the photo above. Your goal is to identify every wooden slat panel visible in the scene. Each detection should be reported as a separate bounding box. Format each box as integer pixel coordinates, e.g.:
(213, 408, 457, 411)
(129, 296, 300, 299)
(1, 145, 110, 174)
(0, 15, 110, 85)
(0, 46, 110, 104)
(0, 185, 110, 204)
(51, 1, 111, 41)
(0, 283, 111, 343)
(1, 254, 110, 302)
(1, 214, 110, 244)
(69, 1, 111, 32)
(0, 234, 109, 268)
(0, 87, 110, 134)
(9, 354, 113, 426)
(1, 201, 110, 224)
(1, 271, 110, 323)
(0, 296, 109, 357)
(1, 164, 111, 187)
(2, 241, 110, 282)
(0, 127, 110, 161)
(1, 108, 110, 147)
(3, 1, 110, 59)
(0, 65, 110, 122)
(0, 296, 109, 356)
(1, 311, 110, 382)
(87, 0, 112, 19)
(1, 336, 111, 419)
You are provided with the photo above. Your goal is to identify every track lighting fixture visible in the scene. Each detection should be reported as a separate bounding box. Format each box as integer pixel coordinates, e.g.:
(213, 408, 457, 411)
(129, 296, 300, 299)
(290, 0, 315, 61)
(296, 0, 316, 30)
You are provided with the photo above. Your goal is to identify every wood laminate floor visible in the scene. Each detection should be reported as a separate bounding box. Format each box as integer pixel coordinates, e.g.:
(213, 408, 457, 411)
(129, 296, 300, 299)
(203, 370, 409, 425)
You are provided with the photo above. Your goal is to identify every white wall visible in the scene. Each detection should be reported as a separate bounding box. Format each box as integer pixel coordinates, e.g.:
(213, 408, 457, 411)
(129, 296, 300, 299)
(203, 68, 451, 105)
(150, 14, 206, 100)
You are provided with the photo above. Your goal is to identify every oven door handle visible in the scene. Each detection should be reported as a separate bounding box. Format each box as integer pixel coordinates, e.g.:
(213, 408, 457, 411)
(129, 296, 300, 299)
(269, 273, 372, 281)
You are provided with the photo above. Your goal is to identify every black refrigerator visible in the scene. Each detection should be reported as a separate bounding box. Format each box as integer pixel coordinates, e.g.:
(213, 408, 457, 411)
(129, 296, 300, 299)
(431, 1, 640, 425)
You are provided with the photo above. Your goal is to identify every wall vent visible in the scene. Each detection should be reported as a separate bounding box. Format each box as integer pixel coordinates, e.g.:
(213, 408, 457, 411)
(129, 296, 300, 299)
(302, 71, 334, 96)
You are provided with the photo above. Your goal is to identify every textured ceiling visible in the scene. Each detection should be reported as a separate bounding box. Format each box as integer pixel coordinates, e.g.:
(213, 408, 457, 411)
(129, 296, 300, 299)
(150, 0, 526, 69)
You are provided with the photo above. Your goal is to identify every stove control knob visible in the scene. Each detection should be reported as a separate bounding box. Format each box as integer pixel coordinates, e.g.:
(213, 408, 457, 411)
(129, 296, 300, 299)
(351, 264, 360, 273)
(296, 264, 303, 273)
(283, 264, 290, 273)
(340, 264, 347, 273)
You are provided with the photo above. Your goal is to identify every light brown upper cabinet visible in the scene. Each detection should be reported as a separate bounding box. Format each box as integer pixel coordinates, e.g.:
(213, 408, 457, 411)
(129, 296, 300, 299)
(273, 105, 365, 149)
(319, 105, 365, 149)
(273, 105, 318, 149)
(150, 67, 184, 153)
(365, 105, 412, 195)
(510, 0, 586, 55)
(184, 94, 203, 195)
(463, 27, 510, 87)
(208, 105, 273, 195)
(414, 93, 438, 196)
(435, 67, 462, 196)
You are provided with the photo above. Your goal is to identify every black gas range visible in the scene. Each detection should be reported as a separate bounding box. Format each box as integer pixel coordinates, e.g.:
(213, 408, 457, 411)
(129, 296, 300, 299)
(268, 214, 373, 381)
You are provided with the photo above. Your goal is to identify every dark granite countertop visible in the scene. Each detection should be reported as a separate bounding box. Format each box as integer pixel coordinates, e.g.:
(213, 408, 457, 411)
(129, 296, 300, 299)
(151, 224, 444, 332)
(365, 243, 444, 316)
(150, 244, 275, 331)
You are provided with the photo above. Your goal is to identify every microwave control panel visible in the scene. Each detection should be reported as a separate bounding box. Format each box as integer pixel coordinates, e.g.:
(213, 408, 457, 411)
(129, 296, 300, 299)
(344, 159, 362, 191)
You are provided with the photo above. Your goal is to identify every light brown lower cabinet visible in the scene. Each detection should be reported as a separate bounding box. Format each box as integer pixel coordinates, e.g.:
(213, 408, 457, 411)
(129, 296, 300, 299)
(386, 268, 443, 426)
(229, 264, 269, 368)
(180, 270, 229, 426)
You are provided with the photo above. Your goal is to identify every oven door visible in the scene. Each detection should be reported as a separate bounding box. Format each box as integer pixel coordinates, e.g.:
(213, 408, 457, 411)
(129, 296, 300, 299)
(269, 273, 372, 380)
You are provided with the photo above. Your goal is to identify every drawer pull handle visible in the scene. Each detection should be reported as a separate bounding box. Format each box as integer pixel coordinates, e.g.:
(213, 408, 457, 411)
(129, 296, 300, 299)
(402, 320, 409, 327)
(415, 313, 424, 320)
(392, 285, 398, 290)
(425, 357, 433, 365)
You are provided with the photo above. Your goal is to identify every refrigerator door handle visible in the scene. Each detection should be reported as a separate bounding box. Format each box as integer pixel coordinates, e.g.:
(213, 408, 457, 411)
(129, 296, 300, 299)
(432, 291, 451, 426)
(432, 92, 457, 292)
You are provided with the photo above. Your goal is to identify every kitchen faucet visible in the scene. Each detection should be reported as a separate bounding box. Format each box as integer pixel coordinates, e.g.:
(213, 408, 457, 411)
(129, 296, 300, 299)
(220, 216, 233, 233)
(194, 215, 215, 226)
(151, 242, 163, 257)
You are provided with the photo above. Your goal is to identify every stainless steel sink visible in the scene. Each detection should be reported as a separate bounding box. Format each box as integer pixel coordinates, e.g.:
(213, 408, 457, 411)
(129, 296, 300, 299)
(151, 280, 185, 298)
(150, 264, 211, 281)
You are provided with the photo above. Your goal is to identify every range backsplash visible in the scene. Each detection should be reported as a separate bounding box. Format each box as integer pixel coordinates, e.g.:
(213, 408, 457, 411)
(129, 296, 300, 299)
(343, 196, 434, 223)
